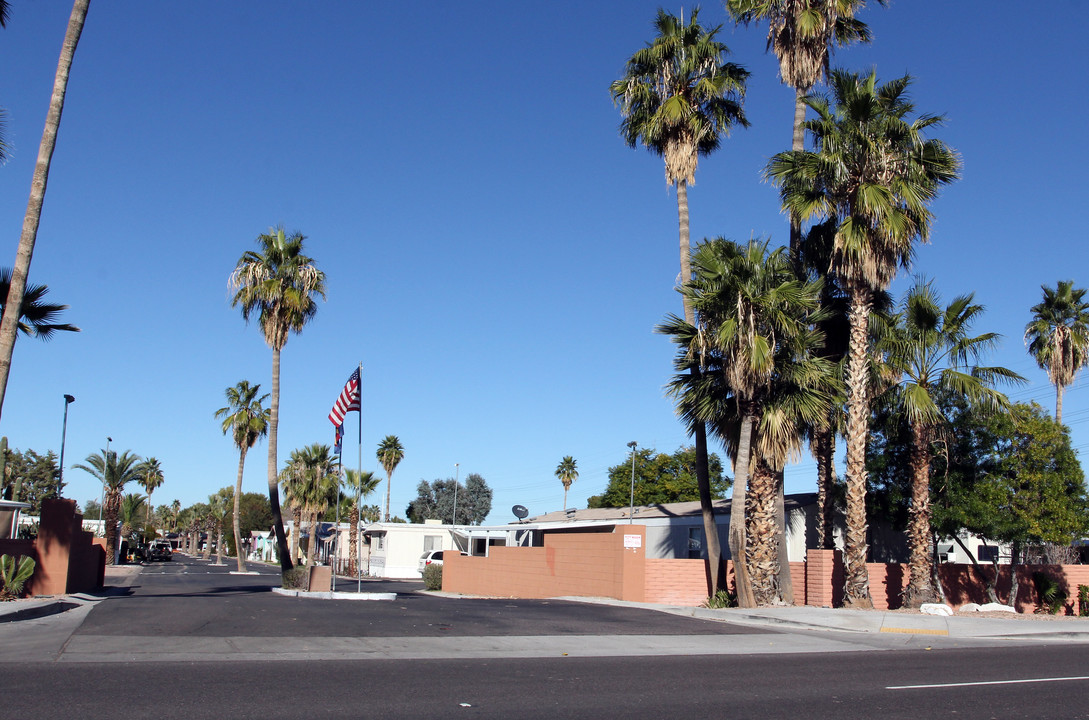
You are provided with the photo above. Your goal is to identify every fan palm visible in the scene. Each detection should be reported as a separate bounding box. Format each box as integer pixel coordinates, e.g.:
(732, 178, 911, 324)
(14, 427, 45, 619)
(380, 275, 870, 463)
(230, 226, 326, 571)
(0, 268, 80, 341)
(208, 490, 232, 565)
(0, 0, 89, 422)
(1024, 281, 1089, 424)
(215, 380, 270, 572)
(878, 282, 1024, 606)
(555, 456, 578, 510)
(611, 9, 748, 595)
(74, 449, 143, 564)
(344, 468, 380, 576)
(662, 237, 825, 606)
(766, 70, 960, 607)
(376, 435, 404, 523)
(281, 444, 338, 566)
(119, 492, 146, 544)
(137, 457, 164, 526)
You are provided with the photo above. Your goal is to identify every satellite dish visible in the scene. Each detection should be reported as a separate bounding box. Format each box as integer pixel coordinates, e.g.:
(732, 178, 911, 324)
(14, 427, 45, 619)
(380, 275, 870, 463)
(512, 504, 529, 520)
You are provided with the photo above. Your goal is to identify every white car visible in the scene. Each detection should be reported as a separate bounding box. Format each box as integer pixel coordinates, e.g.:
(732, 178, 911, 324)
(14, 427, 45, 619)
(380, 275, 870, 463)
(417, 550, 467, 573)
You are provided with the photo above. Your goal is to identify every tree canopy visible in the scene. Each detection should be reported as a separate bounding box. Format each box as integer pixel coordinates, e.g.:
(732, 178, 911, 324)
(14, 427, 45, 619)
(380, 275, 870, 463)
(406, 473, 492, 525)
(587, 446, 729, 508)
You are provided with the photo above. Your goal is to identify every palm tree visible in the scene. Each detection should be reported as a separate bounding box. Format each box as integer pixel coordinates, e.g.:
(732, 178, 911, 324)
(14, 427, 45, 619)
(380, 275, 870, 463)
(229, 226, 326, 571)
(0, 0, 90, 422)
(661, 237, 825, 606)
(555, 456, 578, 510)
(169, 499, 181, 532)
(208, 490, 232, 565)
(1024, 281, 1089, 424)
(119, 492, 146, 546)
(376, 435, 404, 523)
(282, 444, 338, 567)
(137, 457, 164, 526)
(878, 282, 1023, 606)
(766, 70, 960, 607)
(280, 459, 305, 565)
(0, 268, 80, 340)
(611, 8, 749, 595)
(344, 468, 380, 576)
(215, 380, 270, 572)
(74, 448, 143, 564)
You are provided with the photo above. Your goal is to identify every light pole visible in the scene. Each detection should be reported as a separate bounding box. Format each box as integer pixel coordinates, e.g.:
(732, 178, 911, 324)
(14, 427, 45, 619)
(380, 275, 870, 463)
(98, 436, 112, 526)
(627, 441, 637, 524)
(451, 463, 460, 526)
(58, 394, 74, 487)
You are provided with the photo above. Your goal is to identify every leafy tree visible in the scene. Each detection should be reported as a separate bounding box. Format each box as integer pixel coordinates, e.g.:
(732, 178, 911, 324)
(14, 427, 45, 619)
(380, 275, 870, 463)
(1024, 280, 1089, 424)
(611, 7, 749, 597)
(2, 448, 62, 513)
(0, 0, 90, 422)
(215, 380, 270, 572)
(876, 282, 1022, 606)
(230, 227, 326, 572)
(767, 70, 960, 607)
(82, 498, 102, 521)
(73, 448, 142, 564)
(406, 473, 492, 525)
(376, 435, 404, 523)
(588, 446, 728, 508)
(555, 456, 578, 510)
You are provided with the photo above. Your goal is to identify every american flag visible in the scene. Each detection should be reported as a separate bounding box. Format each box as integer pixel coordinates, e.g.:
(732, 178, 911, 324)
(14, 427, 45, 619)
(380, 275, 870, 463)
(334, 423, 344, 455)
(328, 368, 361, 426)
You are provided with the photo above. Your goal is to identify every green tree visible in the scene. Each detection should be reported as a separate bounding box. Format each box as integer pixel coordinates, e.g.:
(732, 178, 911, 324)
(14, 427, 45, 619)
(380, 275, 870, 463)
(1024, 280, 1089, 424)
(215, 380, 270, 572)
(119, 492, 146, 546)
(611, 7, 749, 597)
(230, 227, 326, 572)
(136, 457, 164, 526)
(406, 473, 492, 525)
(766, 70, 960, 607)
(876, 282, 1023, 606)
(73, 448, 142, 564)
(588, 446, 728, 508)
(344, 469, 380, 576)
(0, 0, 90, 422)
(555, 456, 578, 510)
(2, 448, 62, 513)
(376, 435, 404, 523)
(281, 444, 338, 566)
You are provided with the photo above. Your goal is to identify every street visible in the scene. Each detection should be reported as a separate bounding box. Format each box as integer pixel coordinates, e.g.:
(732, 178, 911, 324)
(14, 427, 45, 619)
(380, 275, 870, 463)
(3, 554, 1089, 718)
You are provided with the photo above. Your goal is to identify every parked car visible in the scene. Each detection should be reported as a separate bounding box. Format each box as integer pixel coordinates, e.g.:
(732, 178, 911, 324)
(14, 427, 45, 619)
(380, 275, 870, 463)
(417, 549, 467, 573)
(146, 540, 173, 562)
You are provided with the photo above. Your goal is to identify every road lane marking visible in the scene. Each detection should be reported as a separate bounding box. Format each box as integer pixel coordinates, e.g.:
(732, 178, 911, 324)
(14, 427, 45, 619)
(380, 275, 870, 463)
(888, 676, 1089, 690)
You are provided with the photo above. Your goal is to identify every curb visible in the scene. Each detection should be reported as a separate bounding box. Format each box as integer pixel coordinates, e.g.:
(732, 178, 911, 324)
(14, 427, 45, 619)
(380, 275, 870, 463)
(271, 587, 396, 601)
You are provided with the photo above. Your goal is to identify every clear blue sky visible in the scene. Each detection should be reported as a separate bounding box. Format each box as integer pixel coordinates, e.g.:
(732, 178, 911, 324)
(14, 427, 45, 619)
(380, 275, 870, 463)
(0, 2, 1085, 524)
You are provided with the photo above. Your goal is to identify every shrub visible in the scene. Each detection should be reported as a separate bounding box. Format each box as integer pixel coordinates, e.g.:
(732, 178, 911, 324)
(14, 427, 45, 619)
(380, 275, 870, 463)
(0, 554, 35, 600)
(1032, 572, 1067, 615)
(422, 563, 443, 591)
(1079, 585, 1089, 617)
(282, 566, 309, 591)
(702, 589, 736, 609)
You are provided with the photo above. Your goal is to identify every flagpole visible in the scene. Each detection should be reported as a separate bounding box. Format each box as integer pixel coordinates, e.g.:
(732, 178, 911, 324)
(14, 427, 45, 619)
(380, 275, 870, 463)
(332, 453, 342, 593)
(357, 361, 363, 593)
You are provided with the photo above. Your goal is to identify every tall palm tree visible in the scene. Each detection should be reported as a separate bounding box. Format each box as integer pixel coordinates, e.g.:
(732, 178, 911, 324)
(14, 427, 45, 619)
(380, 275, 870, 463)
(215, 380, 270, 572)
(1024, 281, 1089, 424)
(878, 282, 1023, 606)
(611, 8, 749, 595)
(344, 468, 380, 576)
(662, 237, 825, 606)
(137, 457, 164, 526)
(280, 458, 305, 564)
(0, 0, 90, 422)
(169, 499, 181, 532)
(376, 435, 404, 523)
(74, 448, 143, 564)
(767, 70, 960, 607)
(555, 456, 578, 510)
(230, 227, 326, 572)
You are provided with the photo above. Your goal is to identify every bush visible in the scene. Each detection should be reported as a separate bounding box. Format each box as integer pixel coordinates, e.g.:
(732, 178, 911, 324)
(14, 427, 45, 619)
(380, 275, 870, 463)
(1079, 585, 1089, 617)
(0, 554, 35, 600)
(282, 566, 309, 591)
(702, 589, 736, 609)
(1032, 572, 1067, 615)
(422, 563, 443, 591)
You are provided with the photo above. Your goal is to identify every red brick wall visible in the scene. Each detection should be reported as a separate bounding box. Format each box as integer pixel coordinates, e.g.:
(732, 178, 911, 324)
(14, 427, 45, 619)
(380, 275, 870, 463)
(644, 559, 707, 605)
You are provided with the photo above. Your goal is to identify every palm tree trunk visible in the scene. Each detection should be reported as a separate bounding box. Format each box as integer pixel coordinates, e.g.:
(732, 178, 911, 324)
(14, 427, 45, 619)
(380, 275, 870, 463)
(202, 522, 212, 560)
(104, 492, 119, 565)
(306, 512, 319, 567)
(216, 525, 224, 565)
(747, 459, 781, 606)
(233, 447, 247, 572)
(815, 425, 836, 549)
(676, 178, 727, 597)
(384, 471, 392, 523)
(842, 283, 874, 608)
(1056, 383, 1064, 425)
(348, 502, 359, 576)
(268, 346, 292, 571)
(774, 469, 793, 604)
(903, 422, 936, 608)
(0, 0, 89, 421)
(788, 87, 806, 267)
(729, 412, 757, 608)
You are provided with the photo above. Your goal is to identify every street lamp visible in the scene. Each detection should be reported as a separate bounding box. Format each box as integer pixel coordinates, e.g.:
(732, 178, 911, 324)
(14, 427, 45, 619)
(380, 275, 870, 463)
(627, 441, 637, 524)
(452, 463, 460, 526)
(58, 394, 74, 487)
(98, 436, 112, 525)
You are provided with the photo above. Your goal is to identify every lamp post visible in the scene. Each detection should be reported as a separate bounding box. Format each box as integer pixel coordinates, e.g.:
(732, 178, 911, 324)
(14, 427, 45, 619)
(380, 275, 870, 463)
(451, 463, 460, 526)
(627, 441, 637, 524)
(58, 394, 74, 486)
(98, 436, 112, 526)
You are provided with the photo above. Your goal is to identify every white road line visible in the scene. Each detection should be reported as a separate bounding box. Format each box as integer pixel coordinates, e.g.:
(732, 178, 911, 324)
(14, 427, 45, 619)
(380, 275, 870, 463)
(888, 676, 1089, 690)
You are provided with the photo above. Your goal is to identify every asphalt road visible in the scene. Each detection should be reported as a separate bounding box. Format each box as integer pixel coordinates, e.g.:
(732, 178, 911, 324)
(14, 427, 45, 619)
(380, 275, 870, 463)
(4, 554, 1089, 719)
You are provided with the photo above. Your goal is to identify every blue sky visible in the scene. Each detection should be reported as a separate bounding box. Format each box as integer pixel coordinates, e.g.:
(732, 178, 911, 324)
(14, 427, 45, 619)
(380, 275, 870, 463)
(0, 2, 1085, 524)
